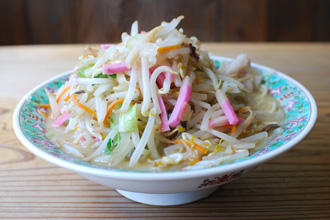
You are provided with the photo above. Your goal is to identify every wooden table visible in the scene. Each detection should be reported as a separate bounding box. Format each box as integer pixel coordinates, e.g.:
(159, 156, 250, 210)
(1, 43, 329, 219)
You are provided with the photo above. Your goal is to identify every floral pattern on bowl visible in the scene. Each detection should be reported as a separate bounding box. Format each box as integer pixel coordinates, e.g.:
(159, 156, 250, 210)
(17, 57, 314, 172)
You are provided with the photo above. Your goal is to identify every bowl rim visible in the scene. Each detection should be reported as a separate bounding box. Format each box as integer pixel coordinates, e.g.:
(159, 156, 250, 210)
(13, 56, 318, 181)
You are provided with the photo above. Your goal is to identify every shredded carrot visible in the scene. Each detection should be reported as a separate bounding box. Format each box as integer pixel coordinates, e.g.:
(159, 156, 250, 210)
(189, 158, 202, 166)
(37, 108, 48, 118)
(157, 45, 181, 53)
(39, 104, 51, 108)
(71, 94, 97, 118)
(83, 54, 97, 59)
(174, 139, 208, 154)
(136, 87, 142, 97)
(195, 77, 203, 82)
(103, 98, 125, 124)
(220, 124, 235, 129)
(64, 94, 70, 102)
(56, 85, 71, 103)
(231, 125, 237, 135)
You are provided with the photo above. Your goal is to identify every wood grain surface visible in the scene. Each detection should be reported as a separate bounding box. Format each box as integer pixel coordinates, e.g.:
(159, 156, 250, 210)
(1, 43, 330, 219)
(1, 0, 330, 45)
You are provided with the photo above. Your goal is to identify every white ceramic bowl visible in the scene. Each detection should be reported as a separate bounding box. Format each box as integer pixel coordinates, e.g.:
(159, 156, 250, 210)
(13, 56, 317, 206)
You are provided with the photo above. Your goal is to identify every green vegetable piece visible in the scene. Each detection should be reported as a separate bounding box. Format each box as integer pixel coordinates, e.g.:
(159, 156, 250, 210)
(104, 132, 121, 155)
(118, 104, 138, 132)
(104, 140, 112, 155)
(76, 64, 94, 78)
(113, 133, 121, 148)
(94, 73, 116, 79)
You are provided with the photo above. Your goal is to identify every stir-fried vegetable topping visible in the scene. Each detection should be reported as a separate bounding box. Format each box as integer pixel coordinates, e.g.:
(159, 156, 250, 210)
(44, 16, 285, 171)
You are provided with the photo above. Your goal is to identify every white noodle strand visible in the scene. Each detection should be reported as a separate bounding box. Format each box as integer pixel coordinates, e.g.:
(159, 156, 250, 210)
(130, 108, 156, 166)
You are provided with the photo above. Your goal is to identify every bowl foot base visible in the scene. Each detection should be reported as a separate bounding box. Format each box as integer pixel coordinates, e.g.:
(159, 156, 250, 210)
(116, 187, 219, 206)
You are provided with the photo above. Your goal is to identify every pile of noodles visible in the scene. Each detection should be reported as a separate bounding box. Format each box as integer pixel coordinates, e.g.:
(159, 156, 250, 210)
(44, 16, 285, 171)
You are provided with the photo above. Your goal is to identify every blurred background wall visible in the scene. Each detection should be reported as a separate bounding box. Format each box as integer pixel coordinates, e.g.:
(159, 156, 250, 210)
(1, 0, 329, 45)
